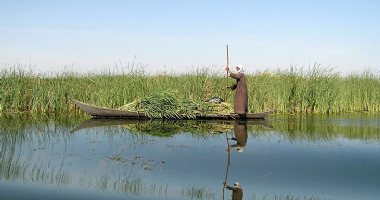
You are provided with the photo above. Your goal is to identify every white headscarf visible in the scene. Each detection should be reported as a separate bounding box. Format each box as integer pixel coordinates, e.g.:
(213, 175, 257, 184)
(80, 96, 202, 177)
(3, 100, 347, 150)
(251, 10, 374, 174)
(236, 64, 244, 74)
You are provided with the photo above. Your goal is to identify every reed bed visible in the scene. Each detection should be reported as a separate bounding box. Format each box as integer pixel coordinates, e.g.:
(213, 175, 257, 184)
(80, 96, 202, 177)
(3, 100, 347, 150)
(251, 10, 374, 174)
(0, 65, 379, 115)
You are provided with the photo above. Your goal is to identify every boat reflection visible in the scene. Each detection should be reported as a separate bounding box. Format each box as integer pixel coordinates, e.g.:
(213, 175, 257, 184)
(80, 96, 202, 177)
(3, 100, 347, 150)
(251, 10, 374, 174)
(71, 118, 272, 136)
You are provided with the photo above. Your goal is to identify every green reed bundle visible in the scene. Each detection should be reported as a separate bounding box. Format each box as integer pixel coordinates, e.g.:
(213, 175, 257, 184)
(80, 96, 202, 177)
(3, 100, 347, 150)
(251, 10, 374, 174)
(119, 90, 233, 119)
(119, 90, 179, 118)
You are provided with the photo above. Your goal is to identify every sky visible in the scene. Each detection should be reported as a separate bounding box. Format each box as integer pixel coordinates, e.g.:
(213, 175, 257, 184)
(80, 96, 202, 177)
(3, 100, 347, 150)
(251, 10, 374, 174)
(0, 0, 379, 74)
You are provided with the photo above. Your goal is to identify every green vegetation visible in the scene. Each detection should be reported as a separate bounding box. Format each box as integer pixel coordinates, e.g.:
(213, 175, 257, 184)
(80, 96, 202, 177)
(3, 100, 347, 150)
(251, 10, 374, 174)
(0, 65, 379, 115)
(118, 90, 233, 118)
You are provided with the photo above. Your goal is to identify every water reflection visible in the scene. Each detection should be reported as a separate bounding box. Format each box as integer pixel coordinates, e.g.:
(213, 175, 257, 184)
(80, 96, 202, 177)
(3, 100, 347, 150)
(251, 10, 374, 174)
(270, 114, 380, 142)
(72, 118, 271, 136)
(229, 121, 248, 153)
(225, 182, 243, 200)
(223, 121, 246, 200)
(0, 114, 380, 200)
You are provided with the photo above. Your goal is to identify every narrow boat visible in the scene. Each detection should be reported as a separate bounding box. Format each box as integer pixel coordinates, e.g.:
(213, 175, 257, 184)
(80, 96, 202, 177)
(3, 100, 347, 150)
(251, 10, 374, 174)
(72, 99, 275, 120)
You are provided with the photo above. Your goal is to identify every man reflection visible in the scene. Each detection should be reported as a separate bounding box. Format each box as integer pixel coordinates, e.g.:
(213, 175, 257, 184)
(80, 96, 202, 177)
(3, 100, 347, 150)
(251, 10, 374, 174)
(224, 181, 243, 200)
(222, 121, 247, 200)
(229, 121, 248, 153)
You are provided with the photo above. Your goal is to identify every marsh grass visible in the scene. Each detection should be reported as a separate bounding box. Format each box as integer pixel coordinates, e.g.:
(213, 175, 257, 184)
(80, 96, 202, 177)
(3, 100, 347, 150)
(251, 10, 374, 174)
(1, 65, 379, 115)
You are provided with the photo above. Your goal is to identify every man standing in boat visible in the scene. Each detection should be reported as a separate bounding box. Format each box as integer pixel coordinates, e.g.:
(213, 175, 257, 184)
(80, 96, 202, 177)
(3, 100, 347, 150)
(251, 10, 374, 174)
(225, 65, 248, 116)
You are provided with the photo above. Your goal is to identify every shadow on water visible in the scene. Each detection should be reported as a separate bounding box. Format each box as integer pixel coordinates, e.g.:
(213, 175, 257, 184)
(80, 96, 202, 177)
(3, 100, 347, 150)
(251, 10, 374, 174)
(0, 114, 380, 199)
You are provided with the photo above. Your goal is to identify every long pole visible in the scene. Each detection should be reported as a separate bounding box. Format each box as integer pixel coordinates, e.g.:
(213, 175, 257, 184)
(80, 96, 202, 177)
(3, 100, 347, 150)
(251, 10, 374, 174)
(224, 45, 229, 102)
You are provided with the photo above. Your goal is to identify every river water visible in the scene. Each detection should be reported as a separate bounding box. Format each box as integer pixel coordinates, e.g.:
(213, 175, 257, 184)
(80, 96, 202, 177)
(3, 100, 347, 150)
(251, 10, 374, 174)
(0, 114, 379, 200)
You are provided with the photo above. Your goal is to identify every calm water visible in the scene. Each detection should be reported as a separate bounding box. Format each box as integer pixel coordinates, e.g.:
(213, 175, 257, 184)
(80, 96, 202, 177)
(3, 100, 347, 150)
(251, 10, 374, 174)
(1, 114, 380, 200)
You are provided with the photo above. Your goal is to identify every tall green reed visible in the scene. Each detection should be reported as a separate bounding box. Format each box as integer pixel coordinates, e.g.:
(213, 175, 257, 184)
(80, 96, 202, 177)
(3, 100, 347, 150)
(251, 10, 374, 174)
(1, 64, 379, 115)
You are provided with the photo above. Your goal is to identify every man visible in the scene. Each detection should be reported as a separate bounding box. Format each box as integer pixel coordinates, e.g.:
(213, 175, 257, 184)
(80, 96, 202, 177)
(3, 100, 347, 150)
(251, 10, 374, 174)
(225, 65, 248, 116)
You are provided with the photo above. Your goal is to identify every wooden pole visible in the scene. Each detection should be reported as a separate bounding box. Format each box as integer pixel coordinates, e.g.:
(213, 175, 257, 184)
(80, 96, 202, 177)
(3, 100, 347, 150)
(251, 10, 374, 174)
(224, 45, 229, 102)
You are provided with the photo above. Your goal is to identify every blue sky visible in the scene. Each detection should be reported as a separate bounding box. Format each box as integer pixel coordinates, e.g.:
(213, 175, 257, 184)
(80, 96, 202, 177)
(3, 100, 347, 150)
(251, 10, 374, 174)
(0, 0, 379, 74)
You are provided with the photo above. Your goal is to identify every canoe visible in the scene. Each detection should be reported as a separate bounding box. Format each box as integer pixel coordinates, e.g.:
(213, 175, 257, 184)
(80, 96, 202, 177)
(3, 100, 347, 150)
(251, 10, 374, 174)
(71, 99, 275, 120)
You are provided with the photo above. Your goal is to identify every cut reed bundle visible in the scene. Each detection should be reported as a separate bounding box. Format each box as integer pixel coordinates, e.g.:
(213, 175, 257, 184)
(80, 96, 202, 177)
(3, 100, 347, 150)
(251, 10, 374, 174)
(118, 90, 233, 119)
